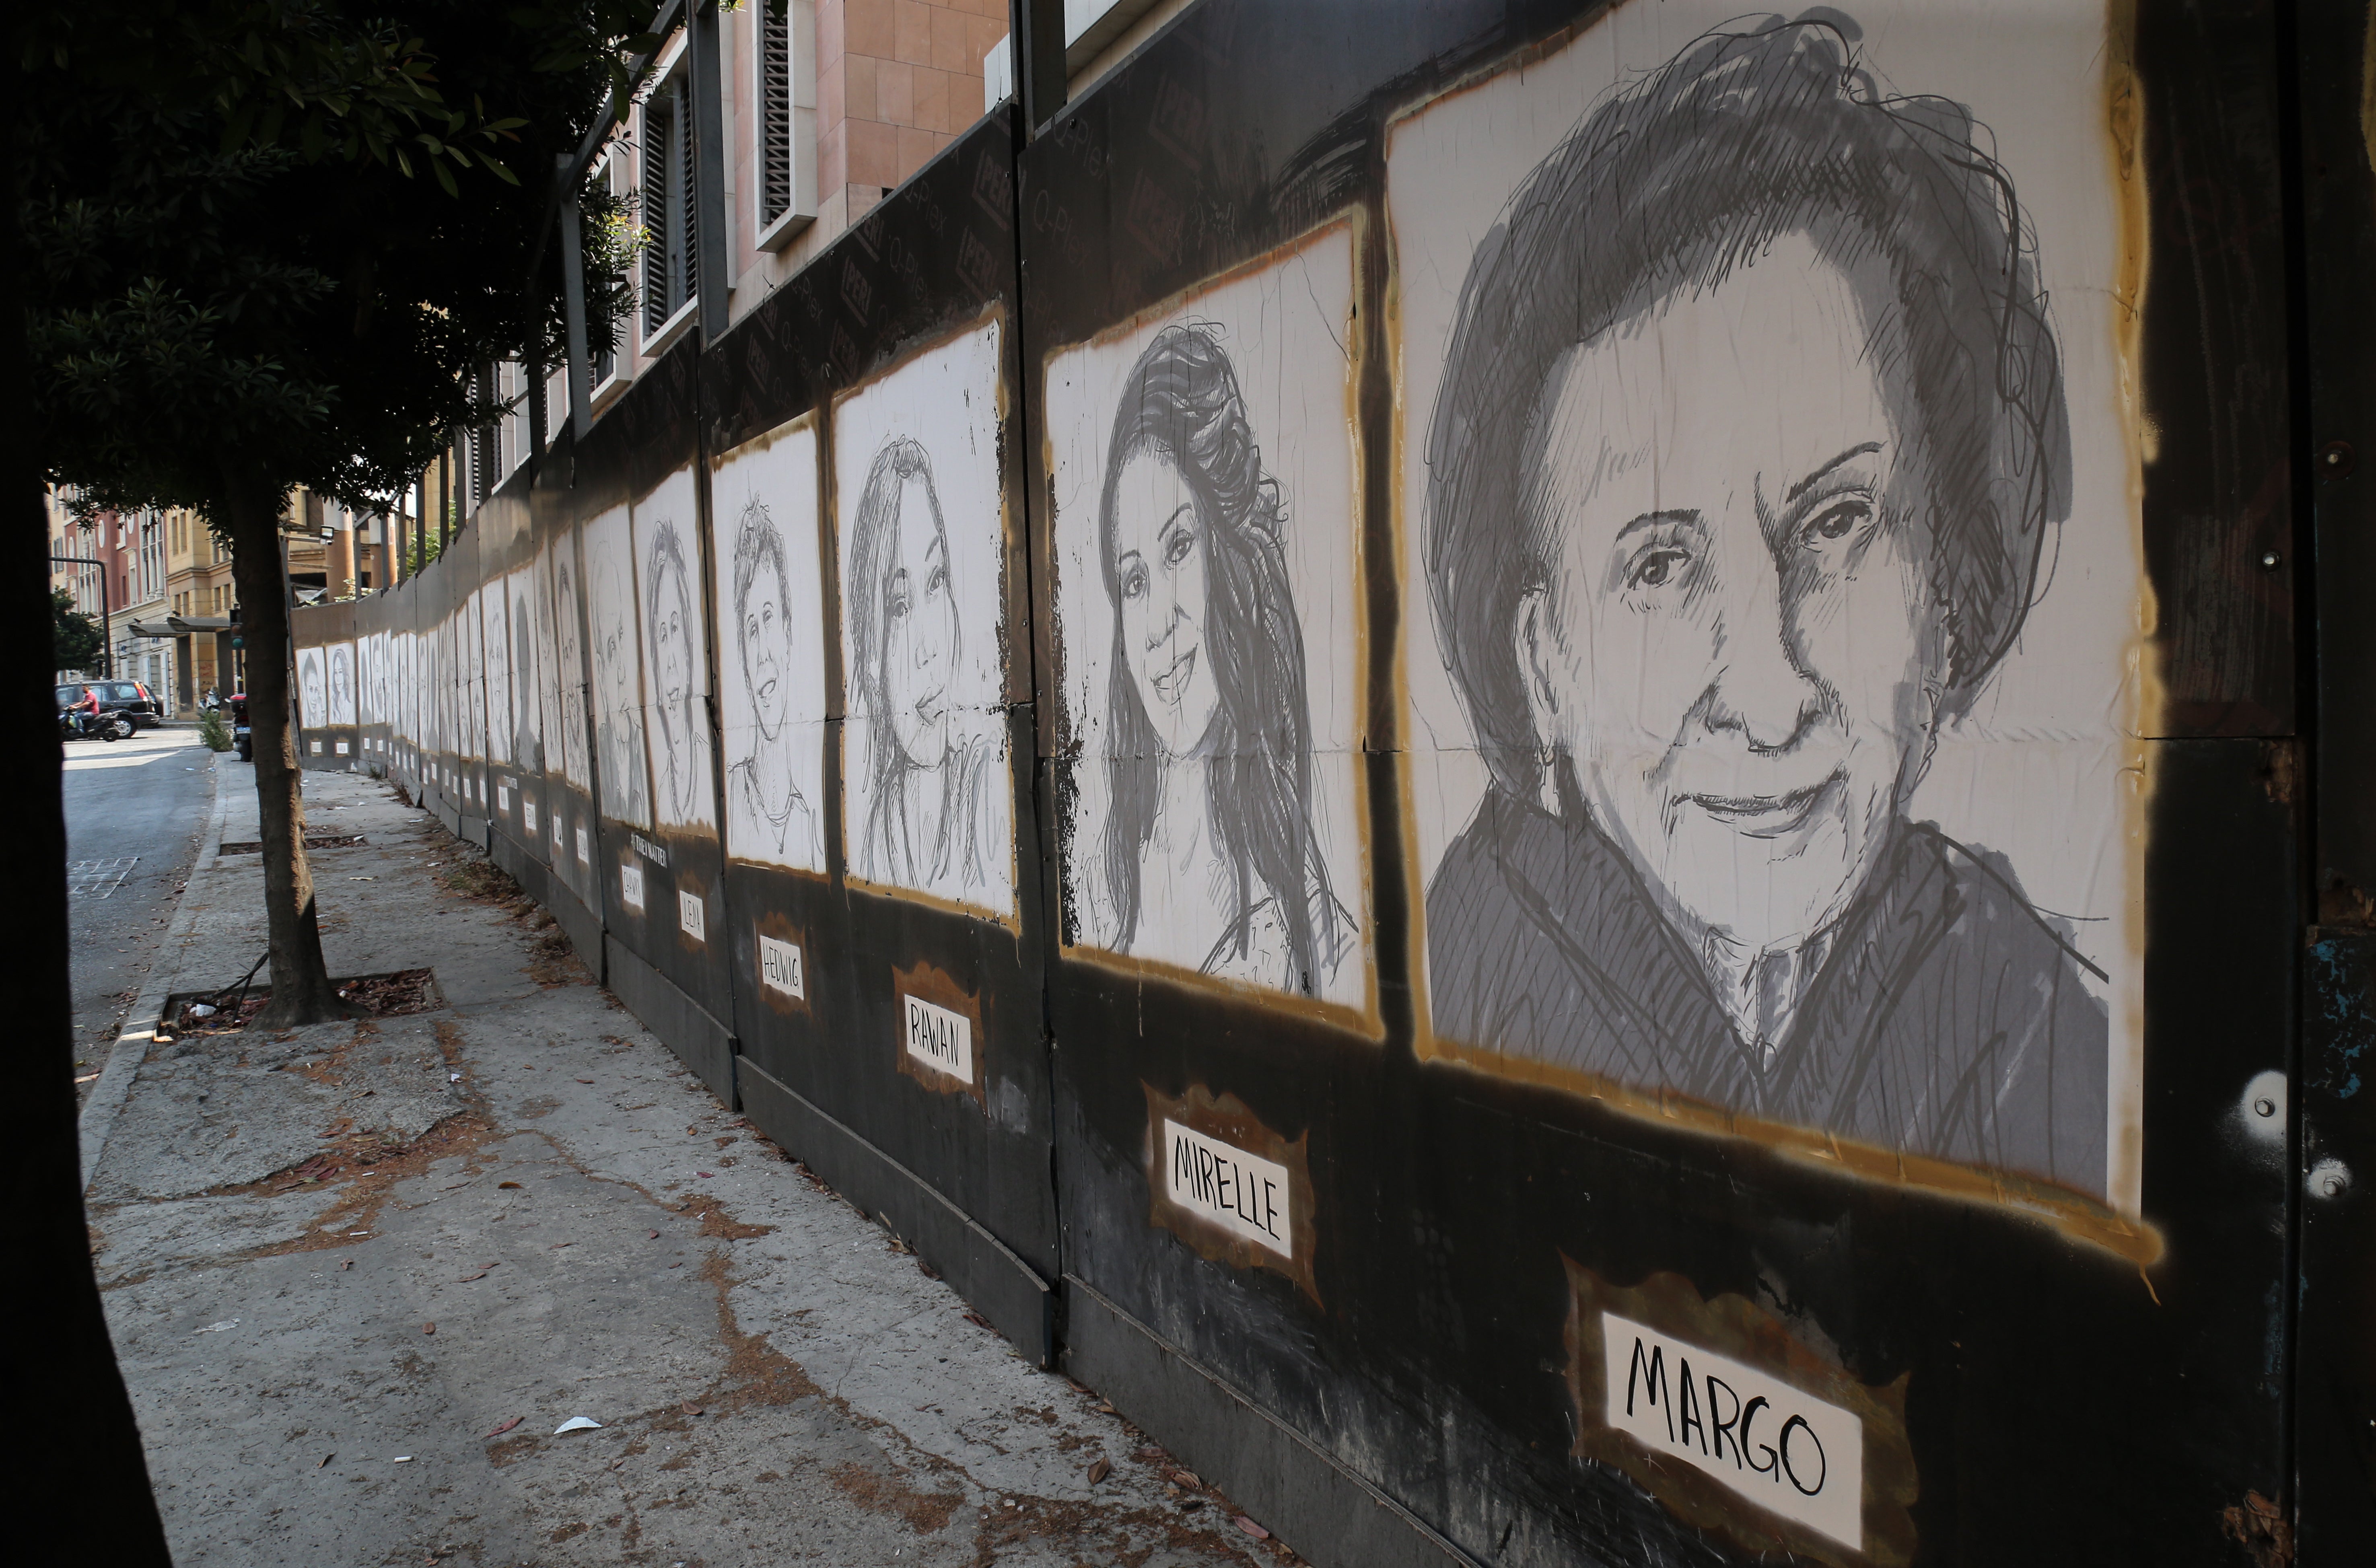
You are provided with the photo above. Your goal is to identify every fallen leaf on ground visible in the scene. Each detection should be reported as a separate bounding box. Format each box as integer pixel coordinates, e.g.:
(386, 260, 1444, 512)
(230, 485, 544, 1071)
(497, 1181, 521, 1189)
(554, 1416, 602, 1434)
(484, 1417, 522, 1438)
(680, 1402, 704, 1417)
(319, 1454, 333, 1467)
(422, 1323, 436, 1335)
(1087, 1458, 1111, 1483)
(340, 1260, 353, 1271)
(576, 1078, 594, 1084)
(696, 1171, 713, 1179)
(1235, 1517, 1270, 1540)
(457, 1271, 488, 1282)
(648, 1230, 659, 1239)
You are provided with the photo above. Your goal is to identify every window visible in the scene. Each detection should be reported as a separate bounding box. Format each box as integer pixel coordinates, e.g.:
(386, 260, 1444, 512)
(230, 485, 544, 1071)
(755, 0, 816, 249)
(639, 68, 698, 340)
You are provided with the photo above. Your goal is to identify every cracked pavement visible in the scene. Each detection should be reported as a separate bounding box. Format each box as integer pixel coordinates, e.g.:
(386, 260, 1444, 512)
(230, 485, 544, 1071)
(88, 768, 1289, 1566)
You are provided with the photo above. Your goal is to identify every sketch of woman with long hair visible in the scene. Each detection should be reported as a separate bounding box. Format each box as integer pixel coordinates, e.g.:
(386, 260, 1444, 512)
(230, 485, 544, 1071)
(552, 547, 590, 789)
(642, 519, 714, 827)
(1094, 324, 1353, 997)
(847, 436, 999, 901)
(591, 553, 650, 825)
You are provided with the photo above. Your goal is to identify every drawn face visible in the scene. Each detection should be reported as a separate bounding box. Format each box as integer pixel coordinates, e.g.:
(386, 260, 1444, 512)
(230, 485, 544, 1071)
(879, 475, 955, 767)
(1110, 449, 1220, 758)
(651, 555, 694, 729)
(597, 566, 637, 715)
(741, 557, 791, 740)
(302, 659, 324, 722)
(1521, 237, 1940, 954)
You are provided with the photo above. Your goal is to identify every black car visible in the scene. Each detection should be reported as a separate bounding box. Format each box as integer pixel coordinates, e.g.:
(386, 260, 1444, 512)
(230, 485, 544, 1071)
(56, 679, 163, 730)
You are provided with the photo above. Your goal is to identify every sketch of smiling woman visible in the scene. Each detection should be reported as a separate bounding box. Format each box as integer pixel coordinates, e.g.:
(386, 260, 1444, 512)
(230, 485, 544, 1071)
(643, 520, 714, 826)
(848, 437, 998, 900)
(726, 496, 821, 866)
(1095, 324, 1353, 998)
(1423, 19, 2108, 1195)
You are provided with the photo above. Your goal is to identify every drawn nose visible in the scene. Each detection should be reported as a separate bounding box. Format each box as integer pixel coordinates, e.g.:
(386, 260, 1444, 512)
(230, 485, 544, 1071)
(1701, 548, 1822, 753)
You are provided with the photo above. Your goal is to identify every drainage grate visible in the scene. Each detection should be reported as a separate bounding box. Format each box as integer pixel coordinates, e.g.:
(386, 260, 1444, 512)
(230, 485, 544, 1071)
(68, 858, 138, 898)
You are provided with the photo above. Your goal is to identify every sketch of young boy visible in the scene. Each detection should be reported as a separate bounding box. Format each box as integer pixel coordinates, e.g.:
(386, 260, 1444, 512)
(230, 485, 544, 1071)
(1421, 18, 2108, 1194)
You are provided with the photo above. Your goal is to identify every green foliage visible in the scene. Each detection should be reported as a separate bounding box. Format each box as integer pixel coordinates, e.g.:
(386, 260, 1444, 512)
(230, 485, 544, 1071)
(24, 0, 656, 523)
(197, 705, 235, 751)
(51, 589, 104, 671)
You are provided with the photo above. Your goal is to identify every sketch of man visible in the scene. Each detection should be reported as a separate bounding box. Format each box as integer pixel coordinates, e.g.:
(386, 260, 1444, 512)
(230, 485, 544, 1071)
(642, 519, 714, 827)
(298, 648, 326, 729)
(725, 497, 821, 867)
(1422, 19, 2106, 1194)
(592, 556, 650, 825)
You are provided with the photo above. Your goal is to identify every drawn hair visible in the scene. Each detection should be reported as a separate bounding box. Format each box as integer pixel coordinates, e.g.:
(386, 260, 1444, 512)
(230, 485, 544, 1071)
(1427, 16, 2070, 805)
(642, 519, 693, 747)
(731, 496, 792, 638)
(1098, 323, 1332, 992)
(848, 437, 956, 858)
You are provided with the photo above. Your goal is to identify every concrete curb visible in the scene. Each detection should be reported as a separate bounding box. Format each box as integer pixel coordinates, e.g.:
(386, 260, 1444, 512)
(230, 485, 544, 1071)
(79, 747, 233, 1191)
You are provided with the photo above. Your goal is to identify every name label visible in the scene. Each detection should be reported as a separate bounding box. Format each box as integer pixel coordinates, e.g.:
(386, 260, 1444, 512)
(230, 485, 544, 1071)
(902, 994, 972, 1083)
(620, 862, 645, 911)
(334, 741, 349, 755)
(496, 785, 511, 811)
(522, 796, 538, 832)
(309, 740, 322, 754)
(759, 934, 805, 999)
(633, 832, 670, 866)
(575, 825, 590, 864)
(1602, 1313, 1863, 1549)
(678, 889, 705, 942)
(1162, 1121, 1292, 1259)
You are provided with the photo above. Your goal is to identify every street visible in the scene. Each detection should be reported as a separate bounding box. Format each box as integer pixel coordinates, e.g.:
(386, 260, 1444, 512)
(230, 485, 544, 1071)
(63, 726, 216, 1098)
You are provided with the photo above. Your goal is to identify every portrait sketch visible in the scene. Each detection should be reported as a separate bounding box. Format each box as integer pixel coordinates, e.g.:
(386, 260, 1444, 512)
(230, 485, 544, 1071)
(548, 533, 592, 792)
(465, 589, 488, 761)
(634, 469, 717, 831)
(1392, 8, 2144, 1207)
(712, 418, 828, 873)
(583, 504, 652, 827)
(296, 645, 328, 730)
(1047, 224, 1367, 1009)
(483, 586, 513, 767)
(327, 642, 356, 728)
(834, 319, 1014, 917)
(507, 568, 541, 775)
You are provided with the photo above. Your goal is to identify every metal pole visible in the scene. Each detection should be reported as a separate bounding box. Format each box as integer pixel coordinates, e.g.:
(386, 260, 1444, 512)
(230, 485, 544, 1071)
(1008, 0, 1067, 137)
(560, 175, 593, 442)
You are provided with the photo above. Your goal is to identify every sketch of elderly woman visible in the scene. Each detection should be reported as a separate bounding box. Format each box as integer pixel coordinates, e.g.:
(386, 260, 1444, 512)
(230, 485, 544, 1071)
(1422, 18, 2106, 1194)
(642, 519, 714, 827)
(847, 437, 1000, 901)
(725, 497, 822, 868)
(1091, 324, 1353, 998)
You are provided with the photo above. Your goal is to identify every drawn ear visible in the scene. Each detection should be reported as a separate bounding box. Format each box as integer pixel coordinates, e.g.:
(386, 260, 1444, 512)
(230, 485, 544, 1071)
(1514, 584, 1561, 770)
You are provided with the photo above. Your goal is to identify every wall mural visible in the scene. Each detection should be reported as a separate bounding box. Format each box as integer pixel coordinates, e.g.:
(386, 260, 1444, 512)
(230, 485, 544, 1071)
(465, 586, 489, 764)
(1391, 6, 2144, 1217)
(1048, 223, 1369, 1013)
(713, 417, 829, 873)
(634, 467, 717, 832)
(584, 504, 652, 827)
(507, 567, 542, 778)
(547, 533, 591, 793)
(834, 317, 1014, 918)
(483, 582, 513, 768)
(327, 641, 356, 729)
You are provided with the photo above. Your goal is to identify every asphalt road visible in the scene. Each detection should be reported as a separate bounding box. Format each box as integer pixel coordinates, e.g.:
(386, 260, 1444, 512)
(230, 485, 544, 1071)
(64, 727, 218, 1093)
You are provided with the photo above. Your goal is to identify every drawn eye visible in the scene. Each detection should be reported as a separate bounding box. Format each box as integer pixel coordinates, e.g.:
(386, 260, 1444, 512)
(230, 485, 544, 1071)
(1121, 564, 1148, 601)
(1800, 495, 1874, 552)
(887, 589, 911, 622)
(1629, 546, 1690, 590)
(925, 563, 948, 597)
(1164, 529, 1196, 568)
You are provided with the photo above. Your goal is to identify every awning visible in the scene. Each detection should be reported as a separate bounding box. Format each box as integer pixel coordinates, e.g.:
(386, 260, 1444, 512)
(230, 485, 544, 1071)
(127, 615, 232, 636)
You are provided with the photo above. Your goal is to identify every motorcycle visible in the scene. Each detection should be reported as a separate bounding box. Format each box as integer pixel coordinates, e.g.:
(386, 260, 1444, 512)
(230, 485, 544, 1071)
(60, 707, 135, 743)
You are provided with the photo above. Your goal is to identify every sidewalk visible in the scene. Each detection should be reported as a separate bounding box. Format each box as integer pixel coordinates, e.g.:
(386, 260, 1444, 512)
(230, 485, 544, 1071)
(84, 765, 1289, 1566)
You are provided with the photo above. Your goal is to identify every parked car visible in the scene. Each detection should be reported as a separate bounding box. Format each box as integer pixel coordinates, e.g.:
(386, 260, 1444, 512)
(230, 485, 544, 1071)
(56, 679, 162, 731)
(230, 692, 252, 761)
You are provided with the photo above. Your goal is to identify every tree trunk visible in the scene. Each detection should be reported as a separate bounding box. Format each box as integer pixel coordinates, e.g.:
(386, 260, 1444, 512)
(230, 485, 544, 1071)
(224, 471, 359, 1029)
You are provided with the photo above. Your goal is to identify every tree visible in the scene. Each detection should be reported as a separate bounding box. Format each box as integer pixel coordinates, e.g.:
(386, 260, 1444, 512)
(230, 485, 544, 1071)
(26, 1, 645, 1028)
(52, 587, 103, 671)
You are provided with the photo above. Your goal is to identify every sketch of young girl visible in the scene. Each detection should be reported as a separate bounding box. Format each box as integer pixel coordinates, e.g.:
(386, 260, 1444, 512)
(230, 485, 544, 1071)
(642, 519, 714, 828)
(725, 496, 822, 868)
(1094, 324, 1353, 998)
(847, 436, 1001, 902)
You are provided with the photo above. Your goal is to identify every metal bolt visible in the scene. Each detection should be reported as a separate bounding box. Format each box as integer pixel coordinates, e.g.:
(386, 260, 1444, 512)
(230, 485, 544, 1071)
(2260, 550, 2282, 571)
(2253, 1097, 2276, 1118)
(2321, 440, 2357, 478)
(2319, 1171, 2347, 1198)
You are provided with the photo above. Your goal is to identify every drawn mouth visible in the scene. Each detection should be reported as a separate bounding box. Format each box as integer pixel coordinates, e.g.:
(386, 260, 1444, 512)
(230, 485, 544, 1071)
(1684, 772, 1840, 839)
(756, 675, 777, 706)
(1148, 647, 1197, 706)
(913, 691, 946, 728)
